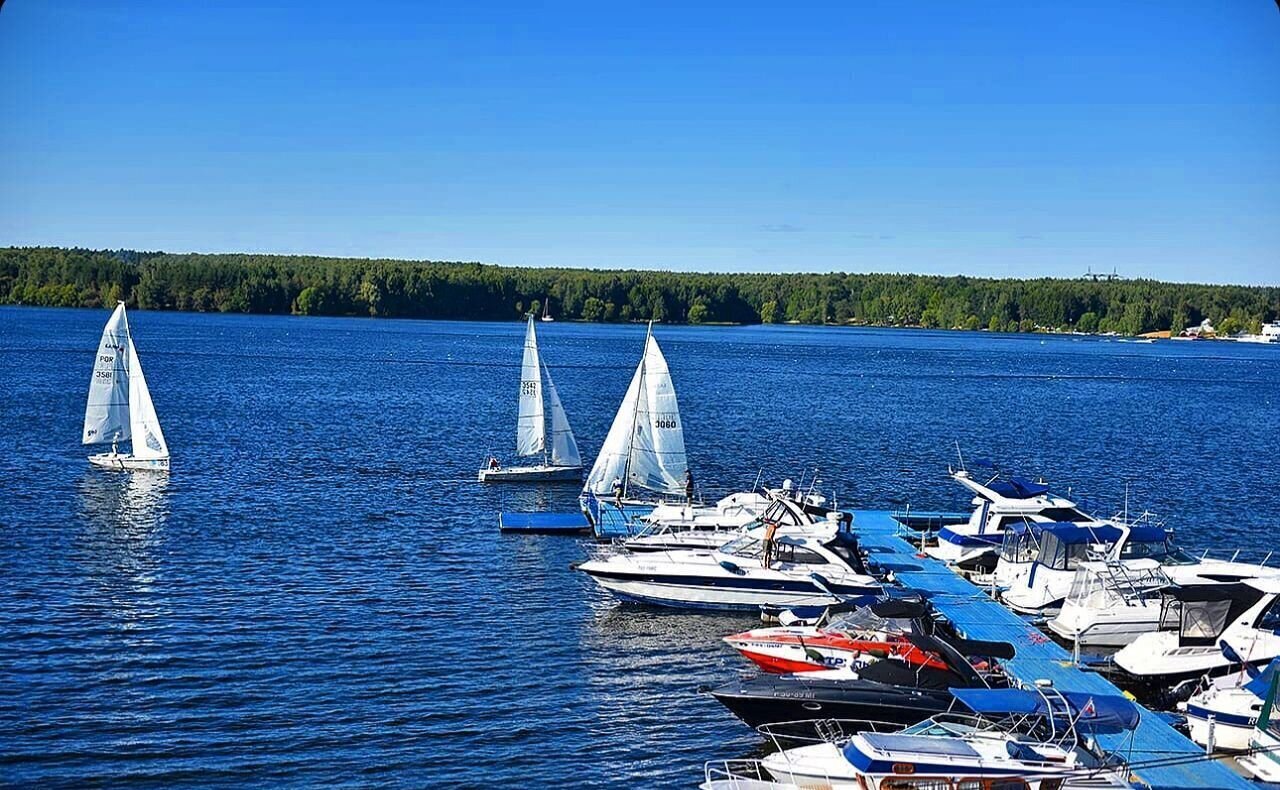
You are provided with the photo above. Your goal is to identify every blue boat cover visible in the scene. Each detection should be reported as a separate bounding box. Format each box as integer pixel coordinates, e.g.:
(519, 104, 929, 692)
(987, 476, 1050, 500)
(1040, 523, 1167, 545)
(950, 688, 1140, 731)
(858, 732, 980, 758)
(1244, 658, 1280, 697)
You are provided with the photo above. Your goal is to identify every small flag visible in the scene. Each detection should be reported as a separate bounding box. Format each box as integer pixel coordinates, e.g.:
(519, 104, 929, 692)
(1080, 697, 1097, 718)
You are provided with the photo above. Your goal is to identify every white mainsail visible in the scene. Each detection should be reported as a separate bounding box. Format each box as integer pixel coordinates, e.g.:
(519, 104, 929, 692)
(515, 316, 546, 457)
(628, 332, 687, 494)
(543, 362, 581, 467)
(126, 337, 169, 460)
(83, 303, 132, 445)
(583, 325, 687, 496)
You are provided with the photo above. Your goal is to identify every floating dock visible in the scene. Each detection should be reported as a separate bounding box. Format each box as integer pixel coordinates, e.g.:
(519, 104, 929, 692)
(497, 511, 591, 534)
(853, 508, 1252, 790)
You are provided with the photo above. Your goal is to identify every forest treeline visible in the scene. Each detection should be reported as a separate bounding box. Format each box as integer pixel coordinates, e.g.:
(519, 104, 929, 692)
(3, 246, 1277, 336)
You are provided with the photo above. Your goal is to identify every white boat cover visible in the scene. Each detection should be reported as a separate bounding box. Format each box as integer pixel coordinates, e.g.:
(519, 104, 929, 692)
(83, 303, 132, 445)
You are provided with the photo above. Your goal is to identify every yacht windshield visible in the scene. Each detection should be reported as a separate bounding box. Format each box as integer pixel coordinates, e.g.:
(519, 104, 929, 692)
(1120, 539, 1196, 564)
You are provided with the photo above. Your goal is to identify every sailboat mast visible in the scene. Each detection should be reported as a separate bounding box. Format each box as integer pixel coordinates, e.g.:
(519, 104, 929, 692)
(621, 322, 652, 500)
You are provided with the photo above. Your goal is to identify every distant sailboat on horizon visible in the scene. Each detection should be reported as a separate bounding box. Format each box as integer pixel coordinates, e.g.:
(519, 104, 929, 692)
(83, 302, 171, 472)
(541, 299, 555, 322)
(478, 315, 582, 482)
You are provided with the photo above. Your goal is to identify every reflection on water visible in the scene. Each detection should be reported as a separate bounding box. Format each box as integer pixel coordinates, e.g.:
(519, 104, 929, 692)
(75, 470, 171, 620)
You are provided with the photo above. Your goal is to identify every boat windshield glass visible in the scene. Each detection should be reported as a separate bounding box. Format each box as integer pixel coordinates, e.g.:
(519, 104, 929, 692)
(1038, 507, 1091, 523)
(999, 525, 1039, 563)
(1119, 539, 1195, 564)
(827, 609, 910, 636)
(720, 535, 762, 558)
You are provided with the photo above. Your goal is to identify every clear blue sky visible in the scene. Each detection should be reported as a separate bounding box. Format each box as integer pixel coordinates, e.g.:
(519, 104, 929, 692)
(2, 1, 1278, 284)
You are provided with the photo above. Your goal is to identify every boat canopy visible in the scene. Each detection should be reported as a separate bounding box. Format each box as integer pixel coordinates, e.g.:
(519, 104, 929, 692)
(987, 476, 1050, 500)
(949, 688, 1140, 731)
(1041, 523, 1124, 544)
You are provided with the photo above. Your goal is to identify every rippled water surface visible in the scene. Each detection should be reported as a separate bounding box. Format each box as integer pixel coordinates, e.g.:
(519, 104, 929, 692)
(3, 306, 1279, 787)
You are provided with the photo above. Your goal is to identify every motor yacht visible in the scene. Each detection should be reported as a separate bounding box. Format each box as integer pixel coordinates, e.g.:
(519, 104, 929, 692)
(1049, 549, 1280, 649)
(624, 489, 848, 553)
(1111, 577, 1280, 697)
(927, 461, 1096, 576)
(574, 521, 880, 611)
(997, 522, 1170, 615)
(711, 687, 1137, 790)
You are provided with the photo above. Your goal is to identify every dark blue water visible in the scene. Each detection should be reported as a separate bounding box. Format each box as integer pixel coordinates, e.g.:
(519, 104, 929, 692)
(3, 306, 1278, 787)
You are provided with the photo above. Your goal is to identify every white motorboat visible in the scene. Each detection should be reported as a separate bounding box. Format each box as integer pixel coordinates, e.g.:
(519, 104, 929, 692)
(1236, 672, 1280, 782)
(578, 323, 690, 536)
(927, 460, 1095, 575)
(1049, 550, 1280, 649)
(709, 687, 1137, 790)
(623, 489, 848, 553)
(998, 522, 1171, 615)
(1112, 577, 1280, 694)
(1182, 653, 1280, 752)
(575, 521, 880, 611)
(478, 316, 582, 482)
(83, 302, 170, 472)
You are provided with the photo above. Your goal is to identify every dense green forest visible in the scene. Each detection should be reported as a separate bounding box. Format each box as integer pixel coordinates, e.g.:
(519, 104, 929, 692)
(3, 246, 1277, 336)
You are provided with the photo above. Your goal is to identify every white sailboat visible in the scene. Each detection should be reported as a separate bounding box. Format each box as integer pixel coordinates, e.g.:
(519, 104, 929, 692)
(478, 316, 582, 482)
(83, 302, 170, 472)
(578, 323, 689, 532)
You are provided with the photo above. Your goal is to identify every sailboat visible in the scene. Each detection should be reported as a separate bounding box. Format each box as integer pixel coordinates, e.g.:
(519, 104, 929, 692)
(478, 316, 582, 482)
(83, 302, 171, 472)
(541, 299, 554, 322)
(578, 323, 689, 535)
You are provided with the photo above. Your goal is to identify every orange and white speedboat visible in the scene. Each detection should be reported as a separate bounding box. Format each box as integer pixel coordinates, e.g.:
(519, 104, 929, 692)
(724, 601, 948, 674)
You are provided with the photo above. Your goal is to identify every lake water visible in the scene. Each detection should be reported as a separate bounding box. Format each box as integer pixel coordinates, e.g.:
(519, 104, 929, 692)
(2, 306, 1278, 787)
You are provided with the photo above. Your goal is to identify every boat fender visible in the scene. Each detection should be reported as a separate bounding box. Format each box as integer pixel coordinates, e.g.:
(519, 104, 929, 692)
(719, 560, 746, 575)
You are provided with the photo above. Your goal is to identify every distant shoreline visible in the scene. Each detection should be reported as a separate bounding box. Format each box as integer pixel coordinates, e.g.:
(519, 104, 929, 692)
(4, 246, 1277, 338)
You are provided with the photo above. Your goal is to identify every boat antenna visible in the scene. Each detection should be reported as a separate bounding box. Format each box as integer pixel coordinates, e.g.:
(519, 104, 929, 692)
(954, 440, 966, 472)
(752, 468, 763, 494)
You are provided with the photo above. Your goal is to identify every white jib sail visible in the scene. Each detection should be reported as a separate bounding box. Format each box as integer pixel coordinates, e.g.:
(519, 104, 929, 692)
(83, 303, 132, 445)
(543, 362, 581, 467)
(627, 333, 687, 494)
(584, 349, 645, 494)
(126, 337, 169, 460)
(515, 316, 546, 457)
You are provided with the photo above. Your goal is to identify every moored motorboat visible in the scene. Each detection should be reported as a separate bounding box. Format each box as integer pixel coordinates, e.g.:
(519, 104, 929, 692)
(83, 302, 170, 472)
(624, 489, 849, 553)
(1110, 578, 1280, 699)
(1181, 653, 1280, 752)
(741, 687, 1138, 790)
(723, 598, 949, 675)
(575, 521, 880, 611)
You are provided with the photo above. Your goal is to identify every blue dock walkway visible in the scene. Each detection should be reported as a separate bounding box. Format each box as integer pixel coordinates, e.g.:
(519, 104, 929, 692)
(853, 508, 1252, 790)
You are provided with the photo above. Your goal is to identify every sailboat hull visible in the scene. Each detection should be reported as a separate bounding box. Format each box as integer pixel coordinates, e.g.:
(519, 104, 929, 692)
(88, 452, 170, 472)
(478, 464, 581, 482)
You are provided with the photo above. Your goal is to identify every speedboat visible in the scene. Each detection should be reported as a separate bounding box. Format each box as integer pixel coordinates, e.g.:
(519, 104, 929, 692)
(1111, 577, 1280, 697)
(722, 687, 1137, 790)
(1182, 651, 1280, 752)
(574, 521, 880, 611)
(926, 461, 1095, 576)
(709, 618, 1014, 738)
(623, 489, 848, 553)
(1049, 549, 1280, 649)
(723, 598, 951, 675)
(998, 522, 1170, 615)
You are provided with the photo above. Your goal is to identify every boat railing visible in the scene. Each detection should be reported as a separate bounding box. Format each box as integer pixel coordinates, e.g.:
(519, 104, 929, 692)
(1194, 547, 1277, 568)
(701, 760, 784, 790)
(756, 717, 946, 750)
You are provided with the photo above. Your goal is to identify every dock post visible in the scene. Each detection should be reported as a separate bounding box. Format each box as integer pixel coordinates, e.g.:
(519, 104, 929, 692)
(1206, 714, 1216, 754)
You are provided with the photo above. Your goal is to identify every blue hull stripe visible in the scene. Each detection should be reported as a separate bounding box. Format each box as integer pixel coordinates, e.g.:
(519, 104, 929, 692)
(586, 568, 880, 596)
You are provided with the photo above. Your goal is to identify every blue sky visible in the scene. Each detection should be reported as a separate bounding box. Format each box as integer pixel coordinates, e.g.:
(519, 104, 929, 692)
(2, 1, 1277, 284)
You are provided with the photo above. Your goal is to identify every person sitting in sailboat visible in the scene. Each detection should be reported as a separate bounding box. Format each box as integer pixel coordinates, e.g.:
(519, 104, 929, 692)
(488, 456, 500, 471)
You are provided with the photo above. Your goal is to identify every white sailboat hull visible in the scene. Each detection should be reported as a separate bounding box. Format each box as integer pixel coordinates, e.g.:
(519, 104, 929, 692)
(478, 464, 581, 482)
(88, 452, 170, 472)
